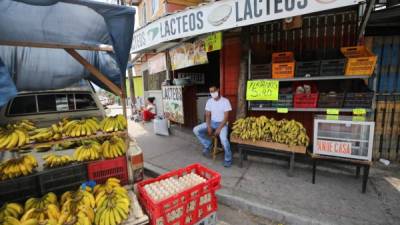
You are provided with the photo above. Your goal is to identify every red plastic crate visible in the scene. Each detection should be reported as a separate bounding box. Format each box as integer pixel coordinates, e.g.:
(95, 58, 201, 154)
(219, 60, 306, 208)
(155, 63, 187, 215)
(294, 93, 319, 108)
(293, 82, 319, 108)
(87, 156, 128, 185)
(137, 164, 221, 225)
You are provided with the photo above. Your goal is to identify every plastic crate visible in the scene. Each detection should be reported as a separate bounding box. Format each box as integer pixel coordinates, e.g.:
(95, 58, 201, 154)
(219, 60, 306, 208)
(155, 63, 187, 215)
(343, 92, 374, 108)
(318, 92, 345, 108)
(272, 52, 295, 79)
(38, 163, 87, 195)
(250, 64, 271, 79)
(295, 60, 321, 77)
(341, 46, 377, 76)
(0, 174, 40, 205)
(271, 94, 293, 108)
(137, 164, 221, 225)
(87, 156, 128, 185)
(248, 101, 272, 108)
(320, 59, 346, 76)
(294, 93, 319, 108)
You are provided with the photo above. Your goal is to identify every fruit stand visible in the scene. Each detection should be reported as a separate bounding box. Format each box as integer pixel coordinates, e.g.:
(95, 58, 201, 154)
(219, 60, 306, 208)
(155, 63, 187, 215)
(0, 1, 145, 225)
(230, 116, 309, 176)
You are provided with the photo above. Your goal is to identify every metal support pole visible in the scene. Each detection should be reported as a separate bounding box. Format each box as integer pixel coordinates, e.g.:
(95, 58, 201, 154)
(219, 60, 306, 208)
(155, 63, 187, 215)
(357, 0, 376, 43)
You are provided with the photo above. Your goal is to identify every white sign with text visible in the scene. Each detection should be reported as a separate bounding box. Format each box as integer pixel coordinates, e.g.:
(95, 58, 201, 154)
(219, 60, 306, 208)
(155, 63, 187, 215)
(132, 0, 361, 52)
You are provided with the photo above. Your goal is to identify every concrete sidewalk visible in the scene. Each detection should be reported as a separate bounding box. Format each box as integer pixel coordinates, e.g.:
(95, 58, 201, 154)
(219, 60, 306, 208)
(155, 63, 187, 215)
(128, 120, 400, 225)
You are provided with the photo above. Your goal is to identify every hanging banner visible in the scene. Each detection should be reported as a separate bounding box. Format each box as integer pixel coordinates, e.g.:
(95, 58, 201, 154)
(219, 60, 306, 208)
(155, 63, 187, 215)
(169, 39, 208, 70)
(246, 80, 279, 101)
(205, 32, 222, 52)
(132, 0, 361, 53)
(148, 53, 167, 74)
(162, 86, 184, 124)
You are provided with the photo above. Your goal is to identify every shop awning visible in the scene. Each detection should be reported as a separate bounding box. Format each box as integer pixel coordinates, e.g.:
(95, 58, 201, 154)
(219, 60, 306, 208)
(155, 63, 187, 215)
(131, 0, 361, 53)
(0, 0, 135, 107)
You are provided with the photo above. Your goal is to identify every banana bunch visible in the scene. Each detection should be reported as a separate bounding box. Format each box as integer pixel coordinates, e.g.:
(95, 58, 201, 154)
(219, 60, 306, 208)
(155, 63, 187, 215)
(60, 190, 95, 209)
(73, 141, 101, 162)
(25, 192, 58, 212)
(59, 190, 95, 225)
(0, 155, 38, 180)
(13, 120, 37, 131)
(1, 216, 38, 225)
(0, 203, 24, 221)
(57, 141, 76, 150)
(94, 184, 130, 225)
(0, 126, 30, 150)
(232, 116, 310, 146)
(20, 204, 59, 223)
(43, 154, 74, 168)
(101, 136, 126, 159)
(93, 178, 122, 196)
(30, 123, 63, 143)
(63, 118, 99, 137)
(35, 143, 53, 152)
(100, 115, 127, 133)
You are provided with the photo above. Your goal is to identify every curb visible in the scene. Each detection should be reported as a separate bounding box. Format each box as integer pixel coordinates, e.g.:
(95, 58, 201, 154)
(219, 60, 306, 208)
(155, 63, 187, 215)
(143, 162, 327, 225)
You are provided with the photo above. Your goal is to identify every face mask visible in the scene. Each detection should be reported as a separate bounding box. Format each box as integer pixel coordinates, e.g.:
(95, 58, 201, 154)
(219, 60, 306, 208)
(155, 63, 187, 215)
(210, 91, 219, 99)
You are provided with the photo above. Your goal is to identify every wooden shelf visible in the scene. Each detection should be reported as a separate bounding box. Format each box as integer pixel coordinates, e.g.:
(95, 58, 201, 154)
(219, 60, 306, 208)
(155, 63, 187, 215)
(249, 107, 373, 113)
(251, 75, 370, 82)
(2, 131, 128, 152)
(230, 136, 306, 154)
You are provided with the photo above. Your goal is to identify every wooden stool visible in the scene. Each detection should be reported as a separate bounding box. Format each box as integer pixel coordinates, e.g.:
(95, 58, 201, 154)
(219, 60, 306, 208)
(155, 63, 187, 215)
(211, 136, 224, 161)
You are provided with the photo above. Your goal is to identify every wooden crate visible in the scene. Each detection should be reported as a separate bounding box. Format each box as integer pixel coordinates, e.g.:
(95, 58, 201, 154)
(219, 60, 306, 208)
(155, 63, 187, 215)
(230, 136, 306, 154)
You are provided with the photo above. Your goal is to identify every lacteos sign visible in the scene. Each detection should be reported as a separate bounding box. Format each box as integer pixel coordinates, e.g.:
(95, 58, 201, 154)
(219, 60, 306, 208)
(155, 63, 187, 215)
(132, 0, 361, 52)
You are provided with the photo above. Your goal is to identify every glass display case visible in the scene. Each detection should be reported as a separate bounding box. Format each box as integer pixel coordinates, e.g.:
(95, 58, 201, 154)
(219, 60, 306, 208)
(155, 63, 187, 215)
(313, 115, 375, 161)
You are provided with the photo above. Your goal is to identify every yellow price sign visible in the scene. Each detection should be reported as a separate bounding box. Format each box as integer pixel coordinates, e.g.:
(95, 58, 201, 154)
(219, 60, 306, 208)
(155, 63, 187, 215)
(246, 80, 279, 101)
(326, 115, 339, 120)
(352, 116, 366, 121)
(277, 108, 289, 113)
(326, 109, 339, 115)
(204, 32, 222, 52)
(353, 108, 366, 116)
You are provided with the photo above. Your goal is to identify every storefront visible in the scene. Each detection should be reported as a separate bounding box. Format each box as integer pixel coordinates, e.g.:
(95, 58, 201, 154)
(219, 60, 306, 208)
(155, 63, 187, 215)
(132, 0, 368, 130)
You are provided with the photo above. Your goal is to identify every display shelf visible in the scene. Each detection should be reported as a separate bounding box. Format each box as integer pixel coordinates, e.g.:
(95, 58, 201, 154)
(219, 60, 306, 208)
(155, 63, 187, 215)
(230, 136, 307, 154)
(249, 107, 373, 112)
(250, 75, 370, 82)
(1, 131, 128, 152)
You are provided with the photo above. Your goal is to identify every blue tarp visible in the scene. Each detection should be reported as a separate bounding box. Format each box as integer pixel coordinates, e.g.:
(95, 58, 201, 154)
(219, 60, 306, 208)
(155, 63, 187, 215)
(0, 0, 135, 106)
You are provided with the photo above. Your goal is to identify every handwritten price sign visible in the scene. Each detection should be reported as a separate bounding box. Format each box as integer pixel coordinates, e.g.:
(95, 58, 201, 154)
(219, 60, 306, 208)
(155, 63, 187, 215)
(246, 80, 279, 101)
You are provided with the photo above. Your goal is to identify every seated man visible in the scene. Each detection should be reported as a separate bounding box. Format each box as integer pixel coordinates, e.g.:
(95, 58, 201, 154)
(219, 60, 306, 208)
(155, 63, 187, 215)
(193, 86, 232, 167)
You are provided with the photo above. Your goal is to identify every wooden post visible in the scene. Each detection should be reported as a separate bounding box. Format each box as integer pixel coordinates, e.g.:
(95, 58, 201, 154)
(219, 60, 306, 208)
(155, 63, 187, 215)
(236, 27, 250, 119)
(121, 71, 128, 119)
(165, 50, 172, 81)
(127, 54, 136, 115)
(64, 48, 122, 97)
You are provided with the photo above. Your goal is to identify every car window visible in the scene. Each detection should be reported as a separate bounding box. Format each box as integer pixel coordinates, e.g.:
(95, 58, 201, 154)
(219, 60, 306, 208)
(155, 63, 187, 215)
(9, 96, 37, 115)
(55, 94, 75, 111)
(75, 94, 97, 110)
(68, 94, 75, 110)
(37, 94, 57, 112)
